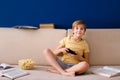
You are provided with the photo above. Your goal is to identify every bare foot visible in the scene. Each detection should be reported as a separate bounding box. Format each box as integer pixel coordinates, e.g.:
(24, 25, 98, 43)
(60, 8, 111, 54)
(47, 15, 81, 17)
(61, 71, 75, 77)
(47, 69, 60, 74)
(47, 69, 75, 77)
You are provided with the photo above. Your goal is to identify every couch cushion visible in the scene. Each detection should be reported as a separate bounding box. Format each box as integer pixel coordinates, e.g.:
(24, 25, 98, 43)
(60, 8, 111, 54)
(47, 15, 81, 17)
(0, 65, 120, 80)
(68, 29, 120, 66)
(0, 28, 66, 65)
(17, 66, 120, 80)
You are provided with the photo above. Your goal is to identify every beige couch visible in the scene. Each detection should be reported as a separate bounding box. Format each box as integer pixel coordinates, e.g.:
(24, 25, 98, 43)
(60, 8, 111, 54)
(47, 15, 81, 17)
(0, 28, 120, 80)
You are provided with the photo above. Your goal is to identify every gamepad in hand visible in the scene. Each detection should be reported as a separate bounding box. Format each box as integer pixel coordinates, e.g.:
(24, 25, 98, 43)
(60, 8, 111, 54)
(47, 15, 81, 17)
(66, 48, 77, 55)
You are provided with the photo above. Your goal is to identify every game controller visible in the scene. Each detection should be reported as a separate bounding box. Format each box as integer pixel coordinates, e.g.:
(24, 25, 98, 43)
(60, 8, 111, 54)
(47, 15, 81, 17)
(66, 48, 77, 55)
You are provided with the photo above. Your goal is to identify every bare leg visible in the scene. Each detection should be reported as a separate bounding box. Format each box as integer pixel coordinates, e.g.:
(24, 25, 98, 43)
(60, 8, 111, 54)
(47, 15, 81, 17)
(43, 48, 75, 77)
(66, 61, 89, 74)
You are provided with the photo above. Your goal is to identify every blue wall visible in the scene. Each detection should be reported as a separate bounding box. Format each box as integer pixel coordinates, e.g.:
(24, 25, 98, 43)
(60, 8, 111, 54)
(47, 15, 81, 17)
(0, 0, 120, 29)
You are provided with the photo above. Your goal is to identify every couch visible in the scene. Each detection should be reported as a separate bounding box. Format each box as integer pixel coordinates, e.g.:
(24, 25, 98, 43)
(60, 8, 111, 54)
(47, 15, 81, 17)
(0, 28, 120, 80)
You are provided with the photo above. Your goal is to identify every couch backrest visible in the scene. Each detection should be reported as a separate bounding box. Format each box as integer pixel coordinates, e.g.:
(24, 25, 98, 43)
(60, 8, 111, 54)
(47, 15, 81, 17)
(1, 28, 120, 66)
(0, 28, 66, 65)
(68, 29, 120, 66)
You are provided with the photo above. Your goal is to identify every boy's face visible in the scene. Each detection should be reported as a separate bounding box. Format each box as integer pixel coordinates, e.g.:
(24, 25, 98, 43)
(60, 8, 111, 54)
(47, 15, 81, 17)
(72, 24, 85, 38)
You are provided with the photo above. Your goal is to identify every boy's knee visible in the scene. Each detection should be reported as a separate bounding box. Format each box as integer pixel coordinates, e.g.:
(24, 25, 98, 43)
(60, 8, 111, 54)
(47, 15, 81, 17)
(43, 48, 50, 53)
(80, 61, 89, 69)
(43, 48, 51, 54)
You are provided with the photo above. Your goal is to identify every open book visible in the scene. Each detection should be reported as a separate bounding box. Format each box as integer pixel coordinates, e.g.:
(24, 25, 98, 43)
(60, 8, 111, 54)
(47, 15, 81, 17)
(0, 63, 13, 70)
(0, 68, 29, 79)
(92, 66, 120, 78)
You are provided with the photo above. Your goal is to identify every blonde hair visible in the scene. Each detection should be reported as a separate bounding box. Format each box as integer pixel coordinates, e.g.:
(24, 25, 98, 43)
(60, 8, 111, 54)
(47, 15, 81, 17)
(72, 20, 86, 32)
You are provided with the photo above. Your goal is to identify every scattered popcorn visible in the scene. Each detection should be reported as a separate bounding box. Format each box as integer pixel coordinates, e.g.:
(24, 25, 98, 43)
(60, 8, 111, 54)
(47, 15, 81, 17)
(18, 59, 35, 70)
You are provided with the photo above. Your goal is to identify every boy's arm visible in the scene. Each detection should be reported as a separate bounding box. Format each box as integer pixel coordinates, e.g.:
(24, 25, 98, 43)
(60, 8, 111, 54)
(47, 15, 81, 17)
(73, 52, 89, 63)
(53, 44, 66, 56)
(83, 52, 89, 63)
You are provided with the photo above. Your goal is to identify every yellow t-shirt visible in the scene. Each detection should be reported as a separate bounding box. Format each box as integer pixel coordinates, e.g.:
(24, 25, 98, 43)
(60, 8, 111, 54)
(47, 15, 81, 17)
(59, 36, 90, 64)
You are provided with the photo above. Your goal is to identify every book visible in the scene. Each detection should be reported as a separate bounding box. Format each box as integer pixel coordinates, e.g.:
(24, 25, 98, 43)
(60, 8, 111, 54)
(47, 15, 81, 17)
(13, 25, 39, 30)
(0, 63, 13, 70)
(0, 68, 29, 79)
(92, 66, 120, 78)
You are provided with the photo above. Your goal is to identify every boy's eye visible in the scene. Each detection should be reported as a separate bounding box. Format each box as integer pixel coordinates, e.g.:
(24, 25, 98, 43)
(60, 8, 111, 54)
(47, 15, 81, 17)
(75, 27, 84, 30)
(76, 27, 78, 29)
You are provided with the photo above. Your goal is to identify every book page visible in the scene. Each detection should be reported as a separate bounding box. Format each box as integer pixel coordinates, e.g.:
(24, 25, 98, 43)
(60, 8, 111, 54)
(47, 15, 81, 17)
(0, 63, 13, 70)
(0, 68, 29, 79)
(103, 66, 120, 72)
(92, 66, 120, 77)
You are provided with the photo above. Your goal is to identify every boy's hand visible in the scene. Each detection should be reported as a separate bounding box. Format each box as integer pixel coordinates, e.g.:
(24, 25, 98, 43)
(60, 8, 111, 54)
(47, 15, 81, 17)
(65, 48, 77, 55)
(59, 48, 68, 53)
(71, 52, 84, 61)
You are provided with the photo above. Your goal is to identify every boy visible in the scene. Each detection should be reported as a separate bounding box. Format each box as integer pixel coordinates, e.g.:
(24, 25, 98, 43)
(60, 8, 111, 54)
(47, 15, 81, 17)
(43, 20, 90, 77)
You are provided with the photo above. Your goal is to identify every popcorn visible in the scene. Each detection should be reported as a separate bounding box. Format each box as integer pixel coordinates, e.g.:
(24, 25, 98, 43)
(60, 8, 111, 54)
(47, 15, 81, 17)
(18, 59, 35, 70)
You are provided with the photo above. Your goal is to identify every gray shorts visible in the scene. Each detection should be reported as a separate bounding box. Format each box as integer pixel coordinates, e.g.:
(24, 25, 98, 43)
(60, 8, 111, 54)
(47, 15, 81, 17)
(56, 57, 75, 70)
